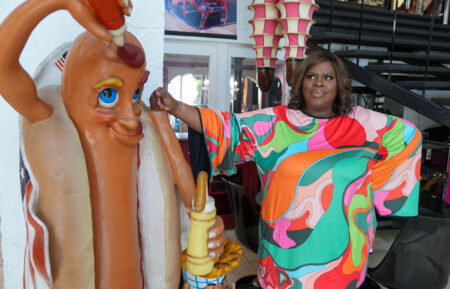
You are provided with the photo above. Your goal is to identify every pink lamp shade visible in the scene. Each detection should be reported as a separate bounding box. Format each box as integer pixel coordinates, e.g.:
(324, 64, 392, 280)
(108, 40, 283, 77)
(254, 46, 279, 59)
(250, 32, 282, 49)
(253, 45, 279, 68)
(249, 0, 282, 91)
(276, 0, 318, 59)
(276, 0, 319, 20)
(248, 3, 280, 19)
(282, 32, 310, 49)
(275, 0, 320, 86)
(249, 18, 281, 36)
(248, 1, 282, 66)
(251, 0, 278, 5)
(256, 57, 279, 68)
(278, 18, 315, 42)
(283, 45, 307, 59)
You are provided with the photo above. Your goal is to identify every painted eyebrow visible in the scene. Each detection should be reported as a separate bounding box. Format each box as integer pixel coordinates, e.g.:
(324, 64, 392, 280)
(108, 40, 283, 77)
(93, 77, 124, 89)
(306, 72, 335, 76)
(140, 70, 150, 84)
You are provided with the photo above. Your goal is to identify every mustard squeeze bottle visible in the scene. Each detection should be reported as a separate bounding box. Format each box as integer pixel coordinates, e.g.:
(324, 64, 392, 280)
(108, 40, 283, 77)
(186, 171, 216, 276)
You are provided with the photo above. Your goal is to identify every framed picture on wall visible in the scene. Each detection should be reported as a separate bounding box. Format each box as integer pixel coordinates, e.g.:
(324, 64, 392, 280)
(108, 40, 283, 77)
(165, 0, 237, 39)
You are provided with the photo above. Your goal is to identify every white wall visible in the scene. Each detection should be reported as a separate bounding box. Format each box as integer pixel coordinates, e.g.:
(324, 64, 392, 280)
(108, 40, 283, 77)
(0, 1, 164, 288)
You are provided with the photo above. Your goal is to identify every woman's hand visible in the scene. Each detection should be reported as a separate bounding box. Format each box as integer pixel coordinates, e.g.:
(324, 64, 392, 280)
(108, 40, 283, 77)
(149, 87, 203, 133)
(117, 0, 133, 16)
(150, 87, 180, 113)
(207, 216, 225, 259)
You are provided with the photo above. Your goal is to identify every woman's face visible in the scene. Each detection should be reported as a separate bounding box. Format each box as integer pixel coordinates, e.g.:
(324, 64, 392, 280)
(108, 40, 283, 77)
(301, 61, 337, 118)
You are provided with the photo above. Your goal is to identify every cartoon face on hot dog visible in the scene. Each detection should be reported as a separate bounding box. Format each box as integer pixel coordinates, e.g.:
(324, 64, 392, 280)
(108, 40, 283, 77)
(60, 31, 148, 289)
(62, 32, 147, 148)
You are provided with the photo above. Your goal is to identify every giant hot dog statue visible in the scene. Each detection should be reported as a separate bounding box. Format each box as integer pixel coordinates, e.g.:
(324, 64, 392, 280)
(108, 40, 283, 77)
(0, 0, 215, 288)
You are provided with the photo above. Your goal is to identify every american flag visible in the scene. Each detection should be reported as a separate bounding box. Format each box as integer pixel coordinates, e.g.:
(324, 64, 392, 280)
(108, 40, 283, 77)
(20, 153, 52, 289)
(54, 52, 67, 72)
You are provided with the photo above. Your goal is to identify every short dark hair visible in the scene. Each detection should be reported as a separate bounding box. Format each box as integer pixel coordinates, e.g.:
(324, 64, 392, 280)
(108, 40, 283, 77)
(287, 49, 352, 116)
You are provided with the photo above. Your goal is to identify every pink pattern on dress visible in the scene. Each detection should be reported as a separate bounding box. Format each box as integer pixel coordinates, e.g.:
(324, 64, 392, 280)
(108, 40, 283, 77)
(344, 173, 368, 206)
(352, 106, 386, 141)
(253, 118, 277, 136)
(207, 141, 218, 152)
(273, 219, 296, 248)
(307, 119, 333, 150)
(373, 190, 392, 215)
(223, 118, 232, 139)
(357, 212, 375, 288)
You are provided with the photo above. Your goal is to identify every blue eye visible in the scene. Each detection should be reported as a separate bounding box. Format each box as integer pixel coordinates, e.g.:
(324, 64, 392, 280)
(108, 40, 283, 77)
(133, 88, 141, 103)
(98, 88, 119, 108)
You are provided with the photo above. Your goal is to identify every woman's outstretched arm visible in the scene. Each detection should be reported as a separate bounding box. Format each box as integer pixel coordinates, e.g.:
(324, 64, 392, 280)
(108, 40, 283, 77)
(150, 87, 203, 133)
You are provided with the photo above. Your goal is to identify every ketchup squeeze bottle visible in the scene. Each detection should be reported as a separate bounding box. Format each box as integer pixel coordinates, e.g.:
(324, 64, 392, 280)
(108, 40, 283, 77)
(87, 0, 129, 46)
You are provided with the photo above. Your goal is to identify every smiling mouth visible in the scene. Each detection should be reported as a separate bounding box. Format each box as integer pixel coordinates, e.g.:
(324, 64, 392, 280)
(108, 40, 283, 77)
(110, 123, 144, 145)
(311, 91, 324, 97)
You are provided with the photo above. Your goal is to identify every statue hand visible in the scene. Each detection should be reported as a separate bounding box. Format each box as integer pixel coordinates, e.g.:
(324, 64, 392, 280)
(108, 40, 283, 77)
(207, 216, 225, 260)
(63, 0, 113, 43)
(117, 0, 133, 16)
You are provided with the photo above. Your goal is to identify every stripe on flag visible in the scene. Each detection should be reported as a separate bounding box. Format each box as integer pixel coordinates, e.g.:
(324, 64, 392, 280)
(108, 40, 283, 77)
(54, 52, 67, 72)
(21, 157, 52, 289)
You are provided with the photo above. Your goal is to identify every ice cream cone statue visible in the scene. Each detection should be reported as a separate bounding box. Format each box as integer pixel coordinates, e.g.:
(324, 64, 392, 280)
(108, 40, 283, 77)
(187, 171, 216, 276)
(183, 171, 242, 288)
(0, 0, 225, 288)
(248, 0, 319, 90)
(248, 0, 283, 91)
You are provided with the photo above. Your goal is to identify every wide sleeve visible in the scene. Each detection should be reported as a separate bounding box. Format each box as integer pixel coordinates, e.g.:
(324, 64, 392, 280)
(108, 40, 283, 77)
(198, 108, 259, 177)
(371, 114, 422, 217)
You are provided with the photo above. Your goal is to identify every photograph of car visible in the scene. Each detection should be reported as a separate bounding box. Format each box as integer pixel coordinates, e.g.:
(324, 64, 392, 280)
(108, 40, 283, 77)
(165, 0, 237, 38)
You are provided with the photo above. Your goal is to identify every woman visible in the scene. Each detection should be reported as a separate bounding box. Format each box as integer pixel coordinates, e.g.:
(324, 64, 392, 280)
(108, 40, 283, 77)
(152, 49, 422, 289)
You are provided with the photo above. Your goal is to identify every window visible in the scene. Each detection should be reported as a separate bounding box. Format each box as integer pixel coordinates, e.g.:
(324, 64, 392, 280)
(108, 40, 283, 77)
(163, 54, 209, 132)
(230, 57, 283, 113)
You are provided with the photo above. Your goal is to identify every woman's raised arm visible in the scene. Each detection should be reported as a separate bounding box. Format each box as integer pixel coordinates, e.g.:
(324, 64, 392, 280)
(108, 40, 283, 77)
(150, 87, 203, 133)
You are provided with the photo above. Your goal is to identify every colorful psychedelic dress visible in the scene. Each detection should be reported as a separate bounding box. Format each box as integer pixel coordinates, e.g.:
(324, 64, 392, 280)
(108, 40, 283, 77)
(198, 105, 422, 289)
